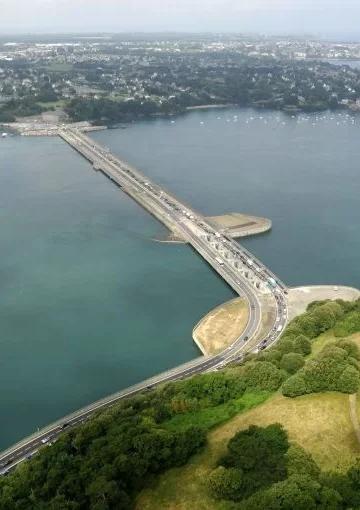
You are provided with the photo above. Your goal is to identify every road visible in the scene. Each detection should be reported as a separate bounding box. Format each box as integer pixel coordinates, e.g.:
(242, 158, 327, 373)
(0, 128, 289, 475)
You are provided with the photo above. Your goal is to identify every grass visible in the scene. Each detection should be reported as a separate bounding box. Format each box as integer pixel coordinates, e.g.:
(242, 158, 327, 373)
(37, 99, 67, 109)
(137, 391, 360, 510)
(310, 330, 360, 358)
(193, 298, 249, 356)
(136, 329, 360, 510)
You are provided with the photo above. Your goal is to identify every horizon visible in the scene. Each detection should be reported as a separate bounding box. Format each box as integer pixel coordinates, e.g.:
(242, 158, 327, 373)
(1, 31, 360, 45)
(1, 0, 360, 40)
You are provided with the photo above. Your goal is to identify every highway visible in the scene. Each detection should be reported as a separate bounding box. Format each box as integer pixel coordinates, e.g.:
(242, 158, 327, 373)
(0, 127, 289, 476)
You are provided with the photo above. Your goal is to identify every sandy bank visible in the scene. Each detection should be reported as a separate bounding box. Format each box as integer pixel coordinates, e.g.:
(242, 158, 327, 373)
(192, 298, 249, 356)
(287, 285, 360, 321)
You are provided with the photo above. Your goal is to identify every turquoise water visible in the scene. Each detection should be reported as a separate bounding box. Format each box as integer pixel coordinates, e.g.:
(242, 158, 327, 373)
(1, 107, 359, 448)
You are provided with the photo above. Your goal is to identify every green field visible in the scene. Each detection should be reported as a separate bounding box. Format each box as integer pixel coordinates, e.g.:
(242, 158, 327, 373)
(136, 330, 360, 510)
(37, 99, 67, 109)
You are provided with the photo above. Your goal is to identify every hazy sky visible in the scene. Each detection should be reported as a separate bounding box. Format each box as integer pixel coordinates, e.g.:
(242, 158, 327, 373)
(0, 0, 359, 38)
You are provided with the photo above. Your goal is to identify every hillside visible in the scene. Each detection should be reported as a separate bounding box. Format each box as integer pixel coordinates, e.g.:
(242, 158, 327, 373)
(1, 298, 360, 509)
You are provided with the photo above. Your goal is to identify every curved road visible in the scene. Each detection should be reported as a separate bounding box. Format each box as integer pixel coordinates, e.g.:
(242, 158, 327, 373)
(0, 128, 288, 475)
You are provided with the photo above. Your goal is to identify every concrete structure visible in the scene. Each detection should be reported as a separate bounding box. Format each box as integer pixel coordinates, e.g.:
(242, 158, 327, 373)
(208, 213, 272, 238)
(0, 128, 289, 476)
(157, 212, 271, 243)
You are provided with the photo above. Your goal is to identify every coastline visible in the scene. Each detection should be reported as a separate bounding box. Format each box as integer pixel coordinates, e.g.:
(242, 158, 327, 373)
(186, 104, 236, 111)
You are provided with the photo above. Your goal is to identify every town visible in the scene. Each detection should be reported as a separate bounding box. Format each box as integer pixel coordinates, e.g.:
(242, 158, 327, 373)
(1, 34, 360, 126)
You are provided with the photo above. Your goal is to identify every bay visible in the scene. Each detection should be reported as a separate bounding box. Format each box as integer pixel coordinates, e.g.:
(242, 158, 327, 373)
(0, 106, 359, 448)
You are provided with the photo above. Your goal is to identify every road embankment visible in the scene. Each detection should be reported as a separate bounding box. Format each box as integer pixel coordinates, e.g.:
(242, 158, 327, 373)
(192, 298, 249, 356)
(154, 212, 272, 243)
(193, 285, 360, 357)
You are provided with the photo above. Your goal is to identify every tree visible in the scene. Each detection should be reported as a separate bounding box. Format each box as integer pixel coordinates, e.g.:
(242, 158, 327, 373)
(285, 444, 320, 479)
(218, 424, 289, 499)
(208, 466, 244, 500)
(321, 471, 360, 508)
(293, 335, 312, 356)
(282, 374, 308, 397)
(257, 349, 282, 367)
(337, 366, 360, 393)
(337, 339, 360, 360)
(280, 353, 305, 374)
(239, 474, 342, 510)
(276, 339, 296, 355)
(243, 362, 286, 391)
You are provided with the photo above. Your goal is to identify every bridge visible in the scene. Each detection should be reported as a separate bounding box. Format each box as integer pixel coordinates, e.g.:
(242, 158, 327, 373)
(0, 128, 289, 475)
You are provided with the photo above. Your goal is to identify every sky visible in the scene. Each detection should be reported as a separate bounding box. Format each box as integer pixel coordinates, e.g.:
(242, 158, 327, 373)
(0, 0, 359, 39)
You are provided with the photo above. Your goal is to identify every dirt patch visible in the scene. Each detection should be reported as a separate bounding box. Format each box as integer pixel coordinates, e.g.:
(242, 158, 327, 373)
(287, 285, 360, 321)
(193, 298, 249, 356)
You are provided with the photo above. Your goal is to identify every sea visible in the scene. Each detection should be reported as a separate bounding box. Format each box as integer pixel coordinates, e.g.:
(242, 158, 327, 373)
(0, 106, 359, 448)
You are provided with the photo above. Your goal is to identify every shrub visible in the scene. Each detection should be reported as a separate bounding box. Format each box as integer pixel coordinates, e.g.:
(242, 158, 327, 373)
(282, 341, 360, 397)
(239, 474, 342, 510)
(280, 353, 305, 374)
(208, 466, 244, 500)
(171, 371, 247, 411)
(337, 339, 360, 360)
(286, 444, 320, 479)
(337, 366, 360, 393)
(276, 339, 296, 355)
(288, 301, 345, 340)
(282, 374, 308, 397)
(318, 345, 348, 362)
(257, 349, 282, 367)
(292, 335, 312, 356)
(243, 362, 286, 391)
(215, 424, 290, 501)
(334, 310, 360, 337)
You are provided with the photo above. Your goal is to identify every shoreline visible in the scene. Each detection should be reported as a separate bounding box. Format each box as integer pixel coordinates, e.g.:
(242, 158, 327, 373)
(193, 285, 360, 356)
(186, 104, 236, 111)
(3, 103, 360, 137)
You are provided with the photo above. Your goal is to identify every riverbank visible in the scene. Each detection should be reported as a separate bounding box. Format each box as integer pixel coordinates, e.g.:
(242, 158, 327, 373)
(0, 120, 107, 136)
(287, 285, 360, 321)
(186, 104, 236, 111)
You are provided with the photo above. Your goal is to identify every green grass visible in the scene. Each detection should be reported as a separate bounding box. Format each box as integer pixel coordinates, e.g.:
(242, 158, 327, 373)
(137, 328, 360, 510)
(137, 391, 360, 510)
(310, 330, 360, 358)
(163, 391, 271, 432)
(37, 99, 67, 109)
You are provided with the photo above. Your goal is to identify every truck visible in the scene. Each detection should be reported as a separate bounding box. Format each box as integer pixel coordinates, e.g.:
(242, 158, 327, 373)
(215, 257, 224, 266)
(268, 277, 277, 288)
(277, 325, 283, 333)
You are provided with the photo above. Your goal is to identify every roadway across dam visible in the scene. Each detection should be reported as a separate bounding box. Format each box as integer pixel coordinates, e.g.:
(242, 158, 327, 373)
(0, 127, 289, 475)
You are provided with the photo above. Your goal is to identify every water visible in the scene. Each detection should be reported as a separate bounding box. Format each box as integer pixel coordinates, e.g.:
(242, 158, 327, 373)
(325, 59, 360, 69)
(1, 107, 359, 449)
